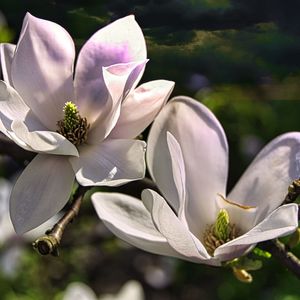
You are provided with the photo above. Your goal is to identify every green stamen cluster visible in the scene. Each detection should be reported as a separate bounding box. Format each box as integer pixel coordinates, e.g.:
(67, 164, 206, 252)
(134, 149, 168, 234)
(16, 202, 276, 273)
(203, 208, 238, 256)
(57, 101, 90, 146)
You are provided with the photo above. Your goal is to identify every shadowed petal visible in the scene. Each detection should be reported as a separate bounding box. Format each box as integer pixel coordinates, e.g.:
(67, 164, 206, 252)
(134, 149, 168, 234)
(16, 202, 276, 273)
(228, 132, 300, 224)
(10, 154, 75, 234)
(214, 203, 298, 261)
(11, 13, 75, 130)
(12, 120, 79, 156)
(74, 15, 146, 121)
(0, 81, 39, 150)
(92, 192, 182, 258)
(147, 96, 228, 236)
(87, 60, 147, 142)
(70, 139, 146, 186)
(0, 43, 15, 85)
(109, 80, 175, 139)
(142, 189, 219, 265)
(0, 81, 30, 130)
(166, 132, 188, 225)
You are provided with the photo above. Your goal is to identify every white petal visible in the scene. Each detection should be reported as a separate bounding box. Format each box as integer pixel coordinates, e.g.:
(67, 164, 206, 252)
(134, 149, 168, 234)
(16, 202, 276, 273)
(217, 194, 258, 234)
(214, 203, 299, 261)
(74, 15, 146, 121)
(92, 192, 182, 258)
(12, 120, 79, 156)
(87, 60, 148, 142)
(0, 81, 37, 150)
(0, 43, 15, 85)
(71, 139, 146, 186)
(0, 81, 30, 122)
(147, 96, 229, 236)
(142, 189, 218, 265)
(166, 132, 187, 224)
(11, 13, 75, 130)
(228, 132, 300, 224)
(10, 154, 75, 234)
(109, 80, 175, 139)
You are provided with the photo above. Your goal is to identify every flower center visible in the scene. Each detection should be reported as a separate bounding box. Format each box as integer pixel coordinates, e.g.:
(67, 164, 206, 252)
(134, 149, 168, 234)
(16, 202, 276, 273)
(56, 101, 90, 146)
(203, 208, 238, 256)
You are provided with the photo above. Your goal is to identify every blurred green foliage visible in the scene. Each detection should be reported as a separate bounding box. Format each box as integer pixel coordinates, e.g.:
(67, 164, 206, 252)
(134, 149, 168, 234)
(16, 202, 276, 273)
(1, 0, 300, 299)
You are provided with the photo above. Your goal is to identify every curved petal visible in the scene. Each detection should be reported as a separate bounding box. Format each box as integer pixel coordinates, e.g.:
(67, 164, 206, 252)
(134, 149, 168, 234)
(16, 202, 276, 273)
(70, 139, 146, 186)
(92, 192, 182, 258)
(166, 132, 187, 224)
(12, 120, 79, 156)
(147, 96, 229, 236)
(0, 80, 30, 130)
(10, 154, 75, 234)
(87, 60, 147, 142)
(228, 132, 300, 224)
(109, 80, 175, 139)
(214, 203, 298, 261)
(142, 189, 219, 265)
(11, 13, 75, 130)
(74, 15, 146, 120)
(0, 81, 39, 150)
(0, 43, 15, 85)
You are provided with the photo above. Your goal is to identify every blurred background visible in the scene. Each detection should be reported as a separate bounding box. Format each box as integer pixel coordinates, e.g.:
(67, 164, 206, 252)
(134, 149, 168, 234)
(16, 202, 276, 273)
(1, 0, 300, 299)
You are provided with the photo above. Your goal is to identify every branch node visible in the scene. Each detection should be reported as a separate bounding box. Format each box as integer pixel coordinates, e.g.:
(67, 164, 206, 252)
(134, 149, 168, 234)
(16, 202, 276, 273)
(32, 186, 88, 256)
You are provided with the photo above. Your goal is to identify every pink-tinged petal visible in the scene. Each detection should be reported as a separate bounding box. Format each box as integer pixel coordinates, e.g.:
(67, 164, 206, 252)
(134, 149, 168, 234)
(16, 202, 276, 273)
(70, 139, 146, 186)
(11, 13, 75, 130)
(0, 43, 15, 85)
(10, 154, 75, 234)
(214, 203, 298, 261)
(11, 120, 79, 156)
(142, 189, 219, 265)
(228, 132, 300, 224)
(109, 80, 175, 139)
(92, 192, 183, 258)
(87, 60, 147, 142)
(147, 96, 229, 236)
(74, 15, 146, 119)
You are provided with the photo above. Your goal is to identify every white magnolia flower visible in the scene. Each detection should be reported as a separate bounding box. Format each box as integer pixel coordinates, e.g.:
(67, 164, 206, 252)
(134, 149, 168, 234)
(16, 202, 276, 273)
(62, 281, 144, 300)
(92, 96, 299, 265)
(0, 13, 174, 234)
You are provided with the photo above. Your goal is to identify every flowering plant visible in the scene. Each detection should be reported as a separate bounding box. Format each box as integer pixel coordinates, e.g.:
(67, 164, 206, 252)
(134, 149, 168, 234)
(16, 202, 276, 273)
(0, 13, 174, 234)
(92, 96, 299, 266)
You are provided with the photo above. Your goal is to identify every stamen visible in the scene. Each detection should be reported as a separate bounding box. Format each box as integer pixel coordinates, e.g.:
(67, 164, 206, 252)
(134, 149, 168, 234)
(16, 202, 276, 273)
(57, 102, 90, 146)
(203, 208, 239, 256)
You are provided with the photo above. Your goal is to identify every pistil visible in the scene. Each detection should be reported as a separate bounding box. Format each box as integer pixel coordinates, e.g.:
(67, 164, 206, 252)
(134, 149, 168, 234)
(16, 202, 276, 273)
(203, 208, 238, 256)
(57, 101, 90, 146)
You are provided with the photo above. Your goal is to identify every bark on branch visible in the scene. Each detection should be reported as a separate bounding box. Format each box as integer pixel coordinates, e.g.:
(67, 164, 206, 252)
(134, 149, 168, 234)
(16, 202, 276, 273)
(32, 185, 89, 256)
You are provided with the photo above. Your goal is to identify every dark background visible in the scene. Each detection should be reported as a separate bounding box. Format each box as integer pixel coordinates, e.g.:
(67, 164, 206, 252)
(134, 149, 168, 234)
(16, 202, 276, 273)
(0, 0, 300, 299)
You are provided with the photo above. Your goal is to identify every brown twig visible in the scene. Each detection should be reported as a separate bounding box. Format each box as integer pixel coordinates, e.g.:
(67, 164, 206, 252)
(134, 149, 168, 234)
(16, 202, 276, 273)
(32, 185, 89, 256)
(259, 239, 300, 278)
